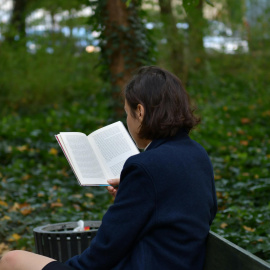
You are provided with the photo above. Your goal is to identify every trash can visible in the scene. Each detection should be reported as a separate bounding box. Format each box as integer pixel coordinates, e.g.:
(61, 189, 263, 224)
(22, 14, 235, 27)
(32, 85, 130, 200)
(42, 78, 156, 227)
(33, 221, 101, 262)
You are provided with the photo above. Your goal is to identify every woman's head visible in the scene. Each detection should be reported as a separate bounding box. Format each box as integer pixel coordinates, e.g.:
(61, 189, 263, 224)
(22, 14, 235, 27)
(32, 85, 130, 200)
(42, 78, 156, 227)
(124, 66, 200, 141)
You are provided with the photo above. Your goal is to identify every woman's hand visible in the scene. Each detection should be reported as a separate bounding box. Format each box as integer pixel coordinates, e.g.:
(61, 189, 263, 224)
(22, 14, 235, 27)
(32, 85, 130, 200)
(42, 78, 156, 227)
(106, 178, 120, 198)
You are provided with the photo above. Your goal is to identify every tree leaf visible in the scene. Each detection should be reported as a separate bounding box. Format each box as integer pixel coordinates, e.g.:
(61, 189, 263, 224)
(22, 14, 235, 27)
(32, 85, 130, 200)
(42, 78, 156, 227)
(243, 225, 256, 232)
(8, 233, 21, 242)
(183, 0, 200, 13)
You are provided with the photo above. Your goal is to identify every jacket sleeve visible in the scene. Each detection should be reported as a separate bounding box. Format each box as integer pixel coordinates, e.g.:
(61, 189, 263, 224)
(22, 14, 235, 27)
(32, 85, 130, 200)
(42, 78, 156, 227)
(65, 161, 156, 270)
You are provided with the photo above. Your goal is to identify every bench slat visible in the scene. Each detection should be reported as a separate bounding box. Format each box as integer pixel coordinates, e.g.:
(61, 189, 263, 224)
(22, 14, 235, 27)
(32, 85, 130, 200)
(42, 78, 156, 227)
(204, 231, 270, 270)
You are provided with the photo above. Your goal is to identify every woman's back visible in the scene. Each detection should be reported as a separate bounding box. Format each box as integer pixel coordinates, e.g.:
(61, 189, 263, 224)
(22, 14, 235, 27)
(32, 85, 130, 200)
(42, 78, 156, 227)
(113, 129, 217, 269)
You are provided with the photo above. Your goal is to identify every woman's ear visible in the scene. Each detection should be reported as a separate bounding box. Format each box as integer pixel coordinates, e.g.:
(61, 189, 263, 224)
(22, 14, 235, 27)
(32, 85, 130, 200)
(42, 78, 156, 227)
(136, 104, 145, 122)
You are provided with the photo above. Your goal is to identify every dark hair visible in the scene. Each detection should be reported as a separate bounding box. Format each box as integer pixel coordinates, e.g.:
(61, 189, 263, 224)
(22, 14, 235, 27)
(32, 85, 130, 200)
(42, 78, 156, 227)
(124, 66, 200, 140)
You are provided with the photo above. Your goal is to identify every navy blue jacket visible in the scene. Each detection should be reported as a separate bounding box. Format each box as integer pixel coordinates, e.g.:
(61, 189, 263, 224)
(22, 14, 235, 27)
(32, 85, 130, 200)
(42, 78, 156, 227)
(65, 130, 217, 270)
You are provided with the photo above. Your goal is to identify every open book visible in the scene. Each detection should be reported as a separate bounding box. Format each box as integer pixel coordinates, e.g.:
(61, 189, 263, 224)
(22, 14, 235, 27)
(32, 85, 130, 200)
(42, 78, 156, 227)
(55, 121, 139, 186)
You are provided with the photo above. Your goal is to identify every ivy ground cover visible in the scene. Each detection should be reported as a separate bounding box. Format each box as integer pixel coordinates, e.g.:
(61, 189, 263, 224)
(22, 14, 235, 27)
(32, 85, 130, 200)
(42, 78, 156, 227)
(0, 54, 269, 262)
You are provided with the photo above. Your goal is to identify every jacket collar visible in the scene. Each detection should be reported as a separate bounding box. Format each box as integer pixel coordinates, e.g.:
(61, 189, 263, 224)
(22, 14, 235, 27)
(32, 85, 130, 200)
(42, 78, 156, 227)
(145, 128, 189, 151)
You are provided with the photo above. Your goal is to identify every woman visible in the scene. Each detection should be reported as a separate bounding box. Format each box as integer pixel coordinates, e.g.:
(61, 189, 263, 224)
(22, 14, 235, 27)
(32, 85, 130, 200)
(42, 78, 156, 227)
(0, 66, 217, 270)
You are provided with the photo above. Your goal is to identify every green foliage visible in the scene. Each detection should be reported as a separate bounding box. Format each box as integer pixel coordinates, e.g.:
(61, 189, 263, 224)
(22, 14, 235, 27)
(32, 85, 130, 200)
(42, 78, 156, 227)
(0, 39, 107, 115)
(0, 102, 113, 251)
(183, 0, 201, 13)
(88, 0, 154, 101)
(188, 53, 270, 263)
(183, 0, 214, 13)
(1, 53, 269, 262)
(27, 0, 85, 15)
(1, 0, 270, 263)
(226, 0, 244, 25)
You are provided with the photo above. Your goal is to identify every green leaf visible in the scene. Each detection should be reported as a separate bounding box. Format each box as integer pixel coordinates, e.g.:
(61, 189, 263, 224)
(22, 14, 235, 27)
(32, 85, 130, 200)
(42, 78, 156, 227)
(126, 0, 132, 7)
(183, 0, 200, 13)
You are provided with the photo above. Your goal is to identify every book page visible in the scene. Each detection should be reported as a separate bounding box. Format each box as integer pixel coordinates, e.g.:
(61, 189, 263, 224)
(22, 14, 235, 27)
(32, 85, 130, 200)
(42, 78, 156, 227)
(58, 132, 107, 185)
(89, 121, 139, 179)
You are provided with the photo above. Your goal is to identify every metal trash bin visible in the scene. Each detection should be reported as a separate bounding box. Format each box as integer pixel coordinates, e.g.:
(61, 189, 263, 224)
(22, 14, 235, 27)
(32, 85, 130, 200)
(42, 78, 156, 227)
(33, 221, 101, 262)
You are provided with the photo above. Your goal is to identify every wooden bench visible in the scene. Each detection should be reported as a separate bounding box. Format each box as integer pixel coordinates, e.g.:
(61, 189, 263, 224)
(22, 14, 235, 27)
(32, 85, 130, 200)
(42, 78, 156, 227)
(204, 231, 270, 270)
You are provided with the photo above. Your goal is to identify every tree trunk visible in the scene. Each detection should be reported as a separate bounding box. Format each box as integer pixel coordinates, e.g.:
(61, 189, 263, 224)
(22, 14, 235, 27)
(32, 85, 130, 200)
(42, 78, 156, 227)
(158, 0, 186, 84)
(6, 0, 27, 43)
(185, 0, 205, 71)
(101, 0, 149, 118)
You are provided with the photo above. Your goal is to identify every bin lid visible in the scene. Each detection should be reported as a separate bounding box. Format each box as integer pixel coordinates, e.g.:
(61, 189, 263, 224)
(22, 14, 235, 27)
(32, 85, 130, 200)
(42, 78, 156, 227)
(33, 221, 101, 234)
